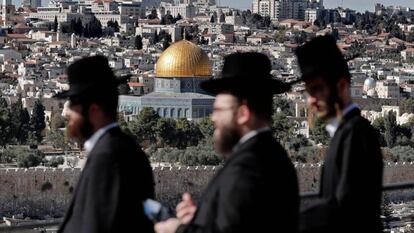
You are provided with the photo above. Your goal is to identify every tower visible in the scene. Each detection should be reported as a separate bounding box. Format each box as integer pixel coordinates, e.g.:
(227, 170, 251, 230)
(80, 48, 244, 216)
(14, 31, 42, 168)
(2, 0, 7, 27)
(71, 33, 76, 48)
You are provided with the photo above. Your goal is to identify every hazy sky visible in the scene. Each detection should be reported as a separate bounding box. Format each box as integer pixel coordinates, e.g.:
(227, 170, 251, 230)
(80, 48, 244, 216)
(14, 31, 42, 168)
(218, 0, 414, 12)
(10, 0, 414, 12)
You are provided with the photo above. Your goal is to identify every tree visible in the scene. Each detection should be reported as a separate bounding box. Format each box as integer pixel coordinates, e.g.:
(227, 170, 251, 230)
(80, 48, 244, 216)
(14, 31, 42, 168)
(153, 31, 159, 44)
(309, 117, 330, 145)
(53, 16, 58, 32)
(372, 116, 386, 146)
(263, 16, 271, 28)
(118, 83, 130, 95)
(69, 19, 76, 34)
(46, 130, 68, 150)
(385, 111, 398, 148)
(16, 149, 44, 168)
(75, 18, 83, 36)
(50, 112, 66, 130)
(272, 112, 296, 146)
(219, 14, 225, 23)
(30, 99, 46, 143)
(273, 30, 286, 43)
(84, 16, 102, 38)
(175, 118, 203, 149)
(128, 107, 160, 144)
(162, 39, 170, 51)
(164, 14, 174, 24)
(160, 16, 166, 25)
(400, 98, 414, 114)
(293, 30, 307, 44)
(154, 118, 176, 147)
(17, 109, 30, 144)
(135, 35, 143, 50)
(66, 156, 79, 168)
(210, 15, 215, 23)
(198, 117, 214, 139)
(45, 156, 65, 167)
(147, 8, 158, 19)
(0, 148, 17, 163)
(10, 97, 30, 143)
(107, 20, 120, 32)
(274, 97, 293, 116)
(175, 13, 182, 22)
(0, 97, 11, 147)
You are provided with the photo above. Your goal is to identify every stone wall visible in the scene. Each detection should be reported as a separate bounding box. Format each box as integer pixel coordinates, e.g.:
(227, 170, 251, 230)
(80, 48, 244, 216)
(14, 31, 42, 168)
(0, 163, 413, 218)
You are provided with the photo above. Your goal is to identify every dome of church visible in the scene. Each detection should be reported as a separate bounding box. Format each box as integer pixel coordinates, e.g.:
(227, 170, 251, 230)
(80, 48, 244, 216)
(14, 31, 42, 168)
(364, 77, 376, 90)
(156, 40, 212, 78)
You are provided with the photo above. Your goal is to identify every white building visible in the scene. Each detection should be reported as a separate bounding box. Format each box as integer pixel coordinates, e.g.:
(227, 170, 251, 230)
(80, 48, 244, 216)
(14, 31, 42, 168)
(94, 12, 130, 26)
(29, 7, 82, 23)
(162, 3, 196, 18)
(252, 0, 309, 20)
(376, 80, 400, 99)
(91, 0, 118, 13)
(119, 1, 146, 18)
(305, 8, 319, 23)
(135, 24, 182, 42)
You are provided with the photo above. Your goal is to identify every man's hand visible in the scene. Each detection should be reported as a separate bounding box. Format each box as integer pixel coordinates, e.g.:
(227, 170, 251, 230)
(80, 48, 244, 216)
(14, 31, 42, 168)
(176, 192, 197, 224)
(154, 218, 181, 233)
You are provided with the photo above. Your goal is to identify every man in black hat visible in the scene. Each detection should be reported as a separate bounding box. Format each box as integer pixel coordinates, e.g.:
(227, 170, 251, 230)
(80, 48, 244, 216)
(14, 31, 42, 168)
(294, 35, 383, 233)
(55, 55, 155, 233)
(154, 52, 299, 233)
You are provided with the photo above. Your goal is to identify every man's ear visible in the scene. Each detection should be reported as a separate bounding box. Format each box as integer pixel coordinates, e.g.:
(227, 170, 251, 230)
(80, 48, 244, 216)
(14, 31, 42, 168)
(237, 104, 251, 126)
(88, 103, 100, 120)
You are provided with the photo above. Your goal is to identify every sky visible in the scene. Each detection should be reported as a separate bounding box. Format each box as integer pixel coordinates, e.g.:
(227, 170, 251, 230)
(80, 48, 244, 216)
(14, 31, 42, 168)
(9, 0, 414, 12)
(218, 0, 414, 13)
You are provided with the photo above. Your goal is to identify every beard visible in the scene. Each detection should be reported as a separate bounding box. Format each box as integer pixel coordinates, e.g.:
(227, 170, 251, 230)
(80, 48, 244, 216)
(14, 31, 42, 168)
(67, 113, 94, 143)
(316, 100, 337, 121)
(213, 123, 241, 159)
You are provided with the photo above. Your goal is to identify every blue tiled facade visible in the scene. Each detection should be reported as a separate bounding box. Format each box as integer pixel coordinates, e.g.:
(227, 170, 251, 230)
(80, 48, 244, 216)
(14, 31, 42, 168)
(118, 77, 215, 120)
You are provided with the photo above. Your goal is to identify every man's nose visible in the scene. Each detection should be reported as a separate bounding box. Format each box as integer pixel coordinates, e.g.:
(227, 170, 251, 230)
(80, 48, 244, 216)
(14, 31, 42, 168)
(307, 95, 317, 107)
(62, 105, 70, 118)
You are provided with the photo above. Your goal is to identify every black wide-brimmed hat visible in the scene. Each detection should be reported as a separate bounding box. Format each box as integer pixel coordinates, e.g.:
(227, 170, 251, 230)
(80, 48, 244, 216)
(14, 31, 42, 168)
(54, 55, 127, 101)
(200, 52, 290, 95)
(293, 35, 351, 84)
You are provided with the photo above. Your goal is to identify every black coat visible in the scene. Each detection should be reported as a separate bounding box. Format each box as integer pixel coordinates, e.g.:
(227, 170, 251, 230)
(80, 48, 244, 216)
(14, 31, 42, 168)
(300, 109, 383, 233)
(177, 131, 299, 233)
(58, 127, 155, 233)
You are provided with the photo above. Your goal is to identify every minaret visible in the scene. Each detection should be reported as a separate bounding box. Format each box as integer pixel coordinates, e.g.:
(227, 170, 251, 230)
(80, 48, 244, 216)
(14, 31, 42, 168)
(71, 33, 76, 48)
(2, 0, 7, 27)
(56, 22, 61, 41)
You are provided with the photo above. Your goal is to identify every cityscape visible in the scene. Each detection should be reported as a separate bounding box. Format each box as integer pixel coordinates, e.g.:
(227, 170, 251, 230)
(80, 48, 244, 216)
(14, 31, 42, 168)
(0, 0, 413, 232)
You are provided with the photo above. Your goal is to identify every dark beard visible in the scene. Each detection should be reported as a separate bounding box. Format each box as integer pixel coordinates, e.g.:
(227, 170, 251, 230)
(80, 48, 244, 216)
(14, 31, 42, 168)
(214, 124, 240, 160)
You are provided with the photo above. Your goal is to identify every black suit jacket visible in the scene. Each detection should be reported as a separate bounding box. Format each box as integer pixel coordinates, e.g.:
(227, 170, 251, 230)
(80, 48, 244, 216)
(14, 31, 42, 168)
(177, 131, 299, 233)
(58, 127, 155, 233)
(300, 109, 383, 233)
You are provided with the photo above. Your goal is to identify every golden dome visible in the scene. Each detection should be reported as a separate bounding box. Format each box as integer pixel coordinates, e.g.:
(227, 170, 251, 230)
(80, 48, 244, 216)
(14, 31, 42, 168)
(156, 40, 212, 78)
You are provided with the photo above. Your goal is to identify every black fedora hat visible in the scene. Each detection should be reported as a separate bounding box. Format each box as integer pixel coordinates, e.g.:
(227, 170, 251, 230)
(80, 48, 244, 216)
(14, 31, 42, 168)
(293, 35, 350, 84)
(54, 55, 128, 100)
(200, 52, 290, 95)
